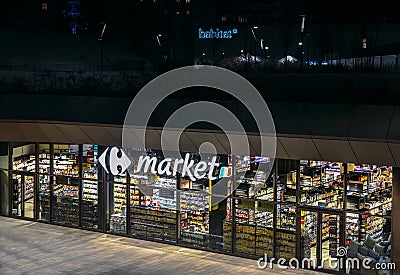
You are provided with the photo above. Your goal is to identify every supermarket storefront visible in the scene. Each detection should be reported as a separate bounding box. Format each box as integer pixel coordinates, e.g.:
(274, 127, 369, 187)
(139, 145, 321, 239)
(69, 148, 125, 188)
(0, 141, 394, 274)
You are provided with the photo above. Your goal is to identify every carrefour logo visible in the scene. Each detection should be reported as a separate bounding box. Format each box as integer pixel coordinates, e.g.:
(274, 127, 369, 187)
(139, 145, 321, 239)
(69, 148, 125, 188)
(99, 147, 232, 181)
(98, 147, 132, 176)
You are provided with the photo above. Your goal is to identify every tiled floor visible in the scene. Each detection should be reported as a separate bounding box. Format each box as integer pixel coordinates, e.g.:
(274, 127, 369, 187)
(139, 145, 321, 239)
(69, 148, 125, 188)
(0, 216, 323, 274)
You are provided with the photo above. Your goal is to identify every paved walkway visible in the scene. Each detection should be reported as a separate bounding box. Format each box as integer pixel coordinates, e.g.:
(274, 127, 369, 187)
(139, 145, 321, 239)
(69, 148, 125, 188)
(0, 217, 323, 275)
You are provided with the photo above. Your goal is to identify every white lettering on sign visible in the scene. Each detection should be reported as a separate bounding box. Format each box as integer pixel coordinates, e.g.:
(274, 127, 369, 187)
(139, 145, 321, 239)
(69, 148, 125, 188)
(137, 153, 220, 181)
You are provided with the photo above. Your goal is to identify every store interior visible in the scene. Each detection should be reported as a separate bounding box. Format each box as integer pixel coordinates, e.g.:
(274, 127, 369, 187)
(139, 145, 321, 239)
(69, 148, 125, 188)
(0, 142, 393, 272)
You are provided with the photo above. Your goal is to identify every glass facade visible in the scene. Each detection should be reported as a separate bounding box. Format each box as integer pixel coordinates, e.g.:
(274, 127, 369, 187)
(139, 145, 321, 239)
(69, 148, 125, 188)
(0, 142, 393, 273)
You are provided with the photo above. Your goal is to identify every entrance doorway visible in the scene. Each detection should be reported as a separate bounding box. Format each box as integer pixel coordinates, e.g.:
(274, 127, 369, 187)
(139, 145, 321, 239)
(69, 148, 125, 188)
(299, 208, 344, 271)
(11, 173, 35, 219)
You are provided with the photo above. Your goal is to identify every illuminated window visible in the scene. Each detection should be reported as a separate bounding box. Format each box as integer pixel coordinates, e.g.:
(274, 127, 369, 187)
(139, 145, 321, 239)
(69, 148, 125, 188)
(41, 2, 47, 10)
(221, 16, 227, 22)
(186, 10, 190, 16)
(362, 38, 367, 49)
(238, 16, 247, 23)
(186, 0, 190, 3)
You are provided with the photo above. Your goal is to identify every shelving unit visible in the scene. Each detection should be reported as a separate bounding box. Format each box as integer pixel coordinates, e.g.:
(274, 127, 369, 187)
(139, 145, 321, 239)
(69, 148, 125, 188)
(38, 153, 50, 174)
(346, 213, 359, 243)
(110, 183, 127, 233)
(54, 154, 79, 177)
(328, 215, 339, 257)
(275, 229, 296, 259)
(130, 206, 177, 242)
(82, 180, 98, 229)
(53, 182, 79, 226)
(223, 221, 274, 256)
(179, 190, 210, 247)
(13, 155, 35, 172)
(83, 144, 98, 180)
(24, 177, 34, 202)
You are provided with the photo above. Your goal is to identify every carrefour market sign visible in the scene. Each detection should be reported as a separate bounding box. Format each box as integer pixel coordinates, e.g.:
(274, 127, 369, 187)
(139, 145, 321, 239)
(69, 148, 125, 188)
(99, 147, 232, 181)
(198, 28, 238, 39)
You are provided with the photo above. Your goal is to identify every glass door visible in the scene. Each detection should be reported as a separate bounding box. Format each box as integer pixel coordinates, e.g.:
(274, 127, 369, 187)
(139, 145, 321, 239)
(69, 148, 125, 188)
(11, 173, 35, 219)
(23, 175, 35, 218)
(12, 174, 22, 216)
(300, 208, 343, 272)
(321, 212, 341, 271)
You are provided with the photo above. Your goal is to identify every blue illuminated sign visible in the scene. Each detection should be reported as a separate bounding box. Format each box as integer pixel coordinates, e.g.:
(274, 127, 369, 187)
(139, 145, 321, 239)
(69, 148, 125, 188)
(198, 28, 238, 39)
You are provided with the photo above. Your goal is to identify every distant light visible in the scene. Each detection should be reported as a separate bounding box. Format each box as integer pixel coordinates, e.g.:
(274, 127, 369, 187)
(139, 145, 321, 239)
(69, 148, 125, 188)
(321, 61, 328, 66)
(222, 52, 225, 55)
(240, 49, 244, 53)
(253, 26, 258, 29)
(298, 42, 303, 46)
(202, 52, 205, 56)
(265, 46, 269, 50)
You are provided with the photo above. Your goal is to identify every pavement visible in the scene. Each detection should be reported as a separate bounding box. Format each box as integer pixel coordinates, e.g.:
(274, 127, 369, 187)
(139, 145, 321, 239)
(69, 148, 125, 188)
(0, 216, 323, 275)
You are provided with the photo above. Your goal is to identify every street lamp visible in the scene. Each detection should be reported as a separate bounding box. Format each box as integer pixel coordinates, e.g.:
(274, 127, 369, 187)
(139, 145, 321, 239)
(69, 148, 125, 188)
(251, 26, 258, 63)
(156, 34, 162, 46)
(299, 15, 306, 68)
(98, 22, 107, 73)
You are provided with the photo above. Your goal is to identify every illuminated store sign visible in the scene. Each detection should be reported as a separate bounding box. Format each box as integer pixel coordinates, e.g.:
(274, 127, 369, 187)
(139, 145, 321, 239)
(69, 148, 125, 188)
(198, 28, 238, 39)
(99, 147, 232, 181)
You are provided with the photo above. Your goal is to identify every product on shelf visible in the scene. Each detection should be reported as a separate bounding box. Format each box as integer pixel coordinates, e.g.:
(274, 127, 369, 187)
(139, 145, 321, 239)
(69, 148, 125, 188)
(275, 229, 296, 259)
(223, 221, 274, 256)
(109, 183, 127, 233)
(53, 182, 80, 226)
(130, 206, 177, 242)
(82, 180, 98, 229)
(13, 155, 36, 172)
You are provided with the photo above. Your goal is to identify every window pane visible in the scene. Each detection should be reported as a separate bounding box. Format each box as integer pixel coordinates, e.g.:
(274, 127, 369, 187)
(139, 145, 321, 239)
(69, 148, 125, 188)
(83, 144, 98, 179)
(53, 176, 79, 226)
(38, 174, 51, 221)
(0, 142, 8, 170)
(12, 143, 36, 172)
(300, 160, 343, 209)
(108, 182, 127, 234)
(276, 204, 296, 259)
(82, 180, 99, 229)
(130, 175, 177, 242)
(53, 144, 79, 177)
(11, 174, 22, 216)
(0, 170, 9, 215)
(38, 144, 50, 174)
(277, 159, 297, 203)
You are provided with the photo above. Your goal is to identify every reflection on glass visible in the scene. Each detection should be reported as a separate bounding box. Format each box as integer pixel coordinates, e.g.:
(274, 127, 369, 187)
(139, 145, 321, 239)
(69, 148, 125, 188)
(53, 176, 79, 226)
